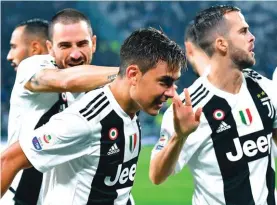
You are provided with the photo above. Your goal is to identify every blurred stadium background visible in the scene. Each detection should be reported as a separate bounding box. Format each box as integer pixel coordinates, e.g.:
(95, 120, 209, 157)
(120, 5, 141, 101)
(1, 1, 277, 204)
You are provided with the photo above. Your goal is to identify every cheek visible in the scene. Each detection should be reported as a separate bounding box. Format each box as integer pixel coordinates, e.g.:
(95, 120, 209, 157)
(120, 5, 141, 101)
(139, 83, 162, 102)
(55, 50, 67, 62)
(83, 48, 92, 59)
(16, 48, 29, 62)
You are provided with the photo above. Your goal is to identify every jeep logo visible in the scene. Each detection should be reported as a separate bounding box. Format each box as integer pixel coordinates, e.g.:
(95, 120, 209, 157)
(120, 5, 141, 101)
(104, 164, 136, 186)
(226, 134, 272, 162)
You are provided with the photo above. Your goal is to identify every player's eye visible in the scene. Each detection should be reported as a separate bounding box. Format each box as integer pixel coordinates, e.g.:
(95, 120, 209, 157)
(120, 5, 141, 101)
(78, 42, 89, 47)
(59, 44, 71, 49)
(160, 80, 173, 88)
(241, 28, 248, 34)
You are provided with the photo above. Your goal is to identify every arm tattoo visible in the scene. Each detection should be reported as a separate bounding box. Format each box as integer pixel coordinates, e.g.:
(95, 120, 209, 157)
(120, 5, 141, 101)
(107, 74, 117, 82)
(30, 74, 40, 86)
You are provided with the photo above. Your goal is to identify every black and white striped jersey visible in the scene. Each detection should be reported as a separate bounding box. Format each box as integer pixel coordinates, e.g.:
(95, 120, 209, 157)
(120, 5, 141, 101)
(7, 55, 73, 205)
(20, 85, 141, 205)
(152, 69, 277, 205)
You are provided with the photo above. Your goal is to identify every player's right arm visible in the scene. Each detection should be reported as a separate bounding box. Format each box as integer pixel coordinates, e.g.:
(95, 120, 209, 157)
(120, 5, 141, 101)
(1, 95, 94, 197)
(25, 65, 119, 93)
(1, 142, 32, 196)
(149, 89, 202, 185)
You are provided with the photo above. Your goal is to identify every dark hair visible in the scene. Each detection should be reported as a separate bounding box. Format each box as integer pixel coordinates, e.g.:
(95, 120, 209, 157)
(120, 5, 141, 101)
(191, 5, 240, 56)
(119, 27, 186, 77)
(184, 21, 197, 44)
(16, 18, 49, 41)
(49, 8, 92, 40)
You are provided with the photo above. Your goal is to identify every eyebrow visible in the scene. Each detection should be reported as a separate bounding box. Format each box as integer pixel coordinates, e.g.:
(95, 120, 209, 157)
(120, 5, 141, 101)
(77, 40, 89, 45)
(57, 41, 72, 47)
(238, 26, 249, 32)
(159, 76, 180, 82)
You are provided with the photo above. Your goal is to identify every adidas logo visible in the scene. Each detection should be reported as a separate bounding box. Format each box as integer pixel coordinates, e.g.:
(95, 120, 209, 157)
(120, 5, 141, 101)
(216, 121, 231, 133)
(107, 143, 120, 155)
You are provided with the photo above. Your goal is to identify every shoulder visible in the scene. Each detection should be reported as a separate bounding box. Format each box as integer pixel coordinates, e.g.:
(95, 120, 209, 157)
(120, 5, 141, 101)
(243, 68, 273, 89)
(16, 55, 57, 81)
(185, 77, 211, 108)
(243, 68, 271, 83)
(243, 68, 277, 105)
(163, 77, 209, 120)
(19, 54, 56, 68)
(68, 87, 111, 123)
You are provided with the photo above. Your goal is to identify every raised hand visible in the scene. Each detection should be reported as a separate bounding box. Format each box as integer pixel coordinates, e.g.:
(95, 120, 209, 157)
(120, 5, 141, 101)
(172, 88, 202, 138)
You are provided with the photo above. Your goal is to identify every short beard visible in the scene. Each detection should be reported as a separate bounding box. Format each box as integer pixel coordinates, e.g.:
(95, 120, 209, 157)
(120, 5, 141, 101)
(229, 43, 255, 70)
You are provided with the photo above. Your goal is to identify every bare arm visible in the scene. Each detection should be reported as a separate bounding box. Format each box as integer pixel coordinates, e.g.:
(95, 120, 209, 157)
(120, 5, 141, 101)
(150, 133, 187, 184)
(25, 65, 119, 92)
(1, 142, 32, 197)
(149, 89, 202, 184)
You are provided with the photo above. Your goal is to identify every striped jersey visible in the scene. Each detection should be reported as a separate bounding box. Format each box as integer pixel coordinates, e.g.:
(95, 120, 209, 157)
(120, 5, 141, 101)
(8, 54, 83, 204)
(20, 85, 141, 205)
(152, 69, 277, 205)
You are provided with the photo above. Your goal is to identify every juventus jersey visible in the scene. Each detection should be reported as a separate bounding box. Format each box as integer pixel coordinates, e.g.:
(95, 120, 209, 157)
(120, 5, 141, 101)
(8, 54, 81, 204)
(20, 85, 141, 205)
(152, 69, 277, 205)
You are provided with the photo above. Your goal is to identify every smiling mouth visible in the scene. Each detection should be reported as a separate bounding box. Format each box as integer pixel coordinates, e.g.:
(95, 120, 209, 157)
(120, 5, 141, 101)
(68, 61, 84, 67)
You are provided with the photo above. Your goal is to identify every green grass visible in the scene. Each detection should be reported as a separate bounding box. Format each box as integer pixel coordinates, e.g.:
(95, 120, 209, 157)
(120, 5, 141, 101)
(132, 146, 277, 205)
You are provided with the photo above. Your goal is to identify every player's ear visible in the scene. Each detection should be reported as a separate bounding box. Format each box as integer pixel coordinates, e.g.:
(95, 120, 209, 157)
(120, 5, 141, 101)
(126, 65, 141, 86)
(46, 40, 54, 56)
(30, 41, 42, 55)
(91, 35, 97, 54)
(215, 37, 228, 54)
(185, 41, 194, 57)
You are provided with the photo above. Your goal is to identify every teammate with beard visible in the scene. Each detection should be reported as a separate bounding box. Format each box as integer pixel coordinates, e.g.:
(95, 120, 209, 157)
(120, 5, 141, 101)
(150, 5, 277, 205)
(7, 18, 49, 72)
(1, 27, 190, 205)
(6, 9, 118, 205)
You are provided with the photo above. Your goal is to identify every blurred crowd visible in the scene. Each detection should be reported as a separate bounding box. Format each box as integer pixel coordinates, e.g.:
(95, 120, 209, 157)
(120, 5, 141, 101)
(2, 1, 277, 141)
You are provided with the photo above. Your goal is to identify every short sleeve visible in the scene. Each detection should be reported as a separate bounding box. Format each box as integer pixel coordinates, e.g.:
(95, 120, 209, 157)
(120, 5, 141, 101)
(19, 110, 92, 173)
(16, 55, 56, 95)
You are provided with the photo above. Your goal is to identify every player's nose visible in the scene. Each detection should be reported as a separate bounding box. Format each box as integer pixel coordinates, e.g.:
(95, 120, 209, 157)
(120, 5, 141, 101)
(7, 50, 13, 61)
(69, 50, 82, 60)
(165, 84, 177, 98)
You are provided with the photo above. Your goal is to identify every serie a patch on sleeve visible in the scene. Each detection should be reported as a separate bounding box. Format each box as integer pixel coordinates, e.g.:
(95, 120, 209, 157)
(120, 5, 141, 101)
(155, 129, 170, 151)
(32, 134, 55, 151)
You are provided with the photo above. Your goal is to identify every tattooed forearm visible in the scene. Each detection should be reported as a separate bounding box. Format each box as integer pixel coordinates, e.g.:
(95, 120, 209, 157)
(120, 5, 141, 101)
(30, 74, 40, 86)
(107, 74, 117, 82)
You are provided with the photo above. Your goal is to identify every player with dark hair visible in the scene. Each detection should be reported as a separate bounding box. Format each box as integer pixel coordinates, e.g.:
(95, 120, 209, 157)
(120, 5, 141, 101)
(150, 5, 277, 205)
(6, 8, 119, 205)
(1, 27, 190, 205)
(7, 18, 49, 71)
(184, 21, 210, 77)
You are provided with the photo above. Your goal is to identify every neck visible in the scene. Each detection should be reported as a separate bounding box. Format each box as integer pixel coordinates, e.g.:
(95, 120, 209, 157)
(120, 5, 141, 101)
(109, 78, 139, 118)
(208, 56, 243, 94)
